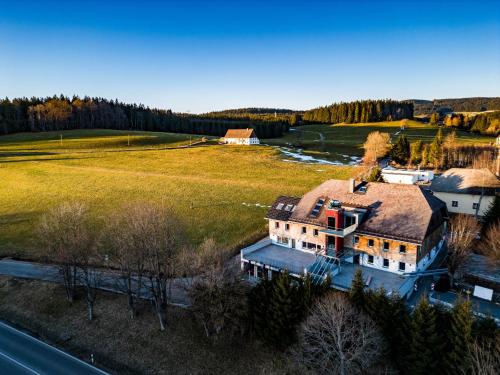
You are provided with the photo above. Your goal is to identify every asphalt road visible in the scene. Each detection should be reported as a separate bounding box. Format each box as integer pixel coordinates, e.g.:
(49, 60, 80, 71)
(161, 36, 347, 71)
(0, 259, 190, 307)
(0, 320, 109, 375)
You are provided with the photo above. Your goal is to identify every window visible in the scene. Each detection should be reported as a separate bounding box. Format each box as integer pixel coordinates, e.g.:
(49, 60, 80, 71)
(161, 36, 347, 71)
(452, 201, 458, 207)
(354, 236, 359, 244)
(472, 203, 479, 210)
(285, 223, 290, 231)
(383, 241, 390, 251)
(276, 203, 284, 210)
(345, 215, 356, 227)
(367, 255, 374, 264)
(275, 221, 280, 229)
(284, 204, 294, 211)
(277, 236, 289, 245)
(302, 226, 307, 234)
(313, 229, 319, 237)
(399, 244, 406, 254)
(383, 258, 389, 268)
(399, 262, 406, 271)
(368, 239, 374, 247)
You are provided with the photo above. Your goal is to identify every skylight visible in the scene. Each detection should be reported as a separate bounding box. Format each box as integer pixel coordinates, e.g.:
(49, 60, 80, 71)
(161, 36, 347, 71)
(310, 198, 325, 217)
(284, 204, 294, 211)
(276, 203, 284, 210)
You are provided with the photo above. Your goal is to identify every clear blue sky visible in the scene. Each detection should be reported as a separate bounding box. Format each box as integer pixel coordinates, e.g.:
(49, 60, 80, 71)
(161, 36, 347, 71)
(1, 0, 499, 113)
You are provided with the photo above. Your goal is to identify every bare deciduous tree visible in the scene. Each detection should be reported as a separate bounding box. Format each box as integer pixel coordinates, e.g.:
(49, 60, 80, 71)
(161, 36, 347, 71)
(292, 293, 385, 375)
(125, 202, 184, 331)
(100, 205, 148, 319)
(478, 221, 500, 264)
(468, 338, 500, 375)
(362, 131, 391, 165)
(75, 247, 102, 321)
(37, 202, 92, 302)
(187, 238, 248, 340)
(447, 214, 480, 285)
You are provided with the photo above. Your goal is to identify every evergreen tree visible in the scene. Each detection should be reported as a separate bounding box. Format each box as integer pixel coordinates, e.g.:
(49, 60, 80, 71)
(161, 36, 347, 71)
(482, 195, 500, 231)
(367, 166, 383, 182)
(410, 298, 441, 374)
(390, 134, 410, 164)
(349, 269, 365, 310)
(267, 271, 300, 348)
(409, 140, 423, 165)
(429, 128, 444, 168)
(445, 299, 473, 374)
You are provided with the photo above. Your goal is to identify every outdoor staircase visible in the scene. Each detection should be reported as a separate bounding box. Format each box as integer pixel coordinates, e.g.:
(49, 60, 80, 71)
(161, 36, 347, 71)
(307, 255, 338, 285)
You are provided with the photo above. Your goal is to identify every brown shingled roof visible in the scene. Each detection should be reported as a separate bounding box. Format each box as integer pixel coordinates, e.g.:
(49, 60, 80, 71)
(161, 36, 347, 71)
(223, 128, 257, 139)
(430, 168, 499, 196)
(288, 180, 446, 243)
(266, 196, 301, 221)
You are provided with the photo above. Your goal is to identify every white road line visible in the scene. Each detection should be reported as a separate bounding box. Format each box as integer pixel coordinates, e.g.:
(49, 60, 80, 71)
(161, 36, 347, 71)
(0, 321, 109, 375)
(0, 350, 42, 375)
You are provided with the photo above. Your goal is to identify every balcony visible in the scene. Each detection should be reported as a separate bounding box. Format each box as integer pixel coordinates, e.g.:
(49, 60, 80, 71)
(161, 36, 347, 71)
(319, 223, 357, 237)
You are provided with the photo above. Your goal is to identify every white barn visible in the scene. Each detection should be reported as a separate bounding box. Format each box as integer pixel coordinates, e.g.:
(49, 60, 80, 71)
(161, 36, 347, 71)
(222, 128, 260, 145)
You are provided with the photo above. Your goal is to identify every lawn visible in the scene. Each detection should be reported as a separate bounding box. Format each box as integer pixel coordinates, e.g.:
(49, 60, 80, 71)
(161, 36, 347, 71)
(0, 129, 355, 258)
(263, 120, 496, 164)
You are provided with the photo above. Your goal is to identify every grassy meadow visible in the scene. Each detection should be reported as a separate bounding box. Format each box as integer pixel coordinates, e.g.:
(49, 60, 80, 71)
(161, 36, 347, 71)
(0, 129, 355, 258)
(264, 120, 496, 164)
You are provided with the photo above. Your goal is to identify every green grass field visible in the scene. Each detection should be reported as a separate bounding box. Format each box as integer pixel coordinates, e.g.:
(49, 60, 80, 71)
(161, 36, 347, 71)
(264, 120, 495, 164)
(0, 129, 355, 258)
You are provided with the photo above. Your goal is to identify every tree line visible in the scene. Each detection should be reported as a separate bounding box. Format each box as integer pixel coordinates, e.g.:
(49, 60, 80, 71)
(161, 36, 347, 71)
(433, 110, 500, 135)
(0, 96, 289, 138)
(363, 126, 498, 172)
(303, 99, 414, 124)
(413, 97, 500, 115)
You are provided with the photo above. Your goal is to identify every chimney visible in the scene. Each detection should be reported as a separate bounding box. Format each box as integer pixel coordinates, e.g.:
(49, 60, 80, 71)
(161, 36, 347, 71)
(348, 178, 355, 193)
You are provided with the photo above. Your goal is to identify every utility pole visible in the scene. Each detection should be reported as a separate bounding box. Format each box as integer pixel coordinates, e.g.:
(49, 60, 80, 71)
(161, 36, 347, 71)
(127, 134, 130, 147)
(60, 134, 62, 146)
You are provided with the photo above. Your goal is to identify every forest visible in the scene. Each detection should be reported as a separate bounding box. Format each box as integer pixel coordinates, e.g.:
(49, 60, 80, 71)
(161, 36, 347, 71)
(0, 96, 290, 138)
(442, 111, 500, 135)
(302, 99, 414, 124)
(413, 97, 500, 115)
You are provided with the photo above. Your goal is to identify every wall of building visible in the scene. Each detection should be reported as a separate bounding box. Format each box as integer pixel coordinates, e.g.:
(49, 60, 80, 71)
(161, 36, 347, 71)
(433, 191, 494, 216)
(268, 220, 326, 252)
(382, 173, 418, 185)
(352, 234, 420, 273)
(225, 137, 260, 145)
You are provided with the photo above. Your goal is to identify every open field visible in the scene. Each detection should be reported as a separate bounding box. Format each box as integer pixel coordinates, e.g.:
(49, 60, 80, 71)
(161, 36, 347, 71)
(0, 129, 355, 258)
(0, 276, 293, 375)
(263, 120, 496, 164)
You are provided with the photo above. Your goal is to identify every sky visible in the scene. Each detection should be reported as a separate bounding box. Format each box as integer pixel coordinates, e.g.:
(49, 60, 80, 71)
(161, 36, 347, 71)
(1, 0, 499, 113)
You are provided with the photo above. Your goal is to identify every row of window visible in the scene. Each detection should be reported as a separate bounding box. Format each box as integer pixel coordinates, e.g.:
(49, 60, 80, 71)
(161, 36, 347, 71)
(366, 255, 406, 271)
(354, 236, 411, 253)
(451, 200, 479, 209)
(274, 222, 320, 236)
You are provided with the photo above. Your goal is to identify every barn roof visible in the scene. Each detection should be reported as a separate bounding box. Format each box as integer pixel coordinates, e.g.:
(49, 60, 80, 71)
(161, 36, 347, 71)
(223, 128, 257, 139)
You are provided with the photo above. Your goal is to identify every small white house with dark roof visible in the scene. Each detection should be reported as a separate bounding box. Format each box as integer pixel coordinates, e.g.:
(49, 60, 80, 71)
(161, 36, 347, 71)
(222, 128, 260, 145)
(430, 168, 499, 217)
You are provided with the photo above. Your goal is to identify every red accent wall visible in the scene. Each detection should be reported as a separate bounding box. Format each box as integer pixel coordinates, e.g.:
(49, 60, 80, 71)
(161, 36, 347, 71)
(325, 207, 344, 256)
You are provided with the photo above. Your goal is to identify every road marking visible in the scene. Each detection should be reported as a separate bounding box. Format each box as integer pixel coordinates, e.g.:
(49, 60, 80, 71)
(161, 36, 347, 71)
(0, 350, 42, 375)
(0, 321, 109, 375)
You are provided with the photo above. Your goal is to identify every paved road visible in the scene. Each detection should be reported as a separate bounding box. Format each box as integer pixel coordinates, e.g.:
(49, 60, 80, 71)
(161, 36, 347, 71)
(0, 259, 190, 307)
(0, 320, 109, 374)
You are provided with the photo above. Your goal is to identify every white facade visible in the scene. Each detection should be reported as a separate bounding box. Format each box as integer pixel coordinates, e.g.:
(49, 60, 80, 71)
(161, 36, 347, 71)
(382, 167, 434, 185)
(433, 191, 494, 216)
(224, 137, 260, 145)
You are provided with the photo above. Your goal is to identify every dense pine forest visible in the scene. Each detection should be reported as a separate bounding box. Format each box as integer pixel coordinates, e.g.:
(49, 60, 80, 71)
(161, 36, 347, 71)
(303, 99, 414, 124)
(0, 96, 290, 138)
(198, 107, 301, 126)
(412, 97, 500, 115)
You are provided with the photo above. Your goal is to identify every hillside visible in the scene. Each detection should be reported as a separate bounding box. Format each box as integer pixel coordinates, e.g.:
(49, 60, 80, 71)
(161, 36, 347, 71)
(411, 97, 500, 115)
